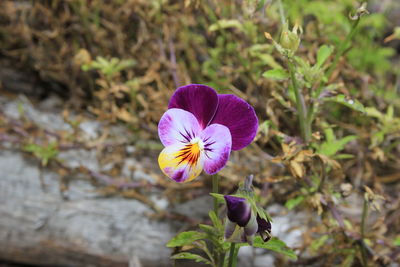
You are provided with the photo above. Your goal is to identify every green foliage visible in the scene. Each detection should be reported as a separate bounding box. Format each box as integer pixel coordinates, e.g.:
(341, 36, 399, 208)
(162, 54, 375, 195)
(322, 94, 365, 113)
(166, 231, 206, 248)
(316, 45, 334, 69)
(171, 252, 213, 265)
(82, 56, 136, 80)
(262, 69, 289, 80)
(394, 236, 400, 246)
(285, 195, 305, 210)
(316, 125, 357, 158)
(23, 142, 59, 166)
(252, 237, 297, 260)
(365, 106, 400, 147)
(310, 235, 329, 251)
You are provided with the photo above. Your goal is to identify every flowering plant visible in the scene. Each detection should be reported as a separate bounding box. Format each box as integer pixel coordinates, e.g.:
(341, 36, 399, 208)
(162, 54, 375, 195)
(162, 85, 296, 266)
(158, 84, 258, 182)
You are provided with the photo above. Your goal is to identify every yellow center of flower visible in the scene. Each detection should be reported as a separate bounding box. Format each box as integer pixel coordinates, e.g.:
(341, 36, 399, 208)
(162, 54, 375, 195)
(176, 138, 204, 166)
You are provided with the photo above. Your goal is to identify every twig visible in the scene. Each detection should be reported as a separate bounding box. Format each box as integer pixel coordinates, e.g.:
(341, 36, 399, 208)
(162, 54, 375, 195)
(288, 60, 311, 143)
(360, 198, 369, 266)
(168, 37, 181, 88)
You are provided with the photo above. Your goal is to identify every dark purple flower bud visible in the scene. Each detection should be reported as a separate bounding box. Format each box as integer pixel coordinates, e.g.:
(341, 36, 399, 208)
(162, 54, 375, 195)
(257, 215, 272, 242)
(224, 195, 251, 227)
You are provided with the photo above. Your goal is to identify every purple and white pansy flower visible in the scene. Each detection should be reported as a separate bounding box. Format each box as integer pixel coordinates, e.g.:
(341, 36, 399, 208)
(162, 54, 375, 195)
(158, 84, 258, 183)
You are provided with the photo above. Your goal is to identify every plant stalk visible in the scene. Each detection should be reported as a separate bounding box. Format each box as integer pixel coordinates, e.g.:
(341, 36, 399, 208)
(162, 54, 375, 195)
(360, 198, 368, 266)
(325, 18, 360, 80)
(288, 60, 311, 143)
(212, 175, 219, 215)
(228, 243, 236, 267)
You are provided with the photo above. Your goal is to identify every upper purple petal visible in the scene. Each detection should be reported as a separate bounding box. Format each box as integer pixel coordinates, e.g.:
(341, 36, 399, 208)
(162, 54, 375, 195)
(210, 94, 258, 150)
(158, 108, 201, 147)
(199, 124, 232, 175)
(224, 195, 251, 227)
(168, 84, 219, 129)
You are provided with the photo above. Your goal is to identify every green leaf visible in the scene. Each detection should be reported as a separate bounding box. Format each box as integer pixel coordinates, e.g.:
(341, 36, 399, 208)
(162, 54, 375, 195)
(208, 19, 244, 32)
(323, 94, 365, 113)
(310, 234, 329, 251)
(318, 135, 357, 157)
(171, 252, 212, 265)
(316, 45, 334, 68)
(23, 142, 59, 166)
(262, 69, 289, 80)
(198, 224, 215, 235)
(210, 193, 225, 204)
(209, 211, 223, 230)
(285, 195, 305, 210)
(166, 231, 206, 248)
(394, 236, 400, 246)
(253, 237, 297, 260)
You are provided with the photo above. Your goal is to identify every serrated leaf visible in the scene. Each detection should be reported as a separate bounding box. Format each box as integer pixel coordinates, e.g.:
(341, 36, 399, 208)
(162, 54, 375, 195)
(166, 231, 206, 247)
(209, 211, 223, 230)
(262, 69, 289, 80)
(198, 224, 215, 235)
(316, 45, 334, 68)
(253, 237, 297, 260)
(285, 195, 305, 210)
(171, 252, 212, 265)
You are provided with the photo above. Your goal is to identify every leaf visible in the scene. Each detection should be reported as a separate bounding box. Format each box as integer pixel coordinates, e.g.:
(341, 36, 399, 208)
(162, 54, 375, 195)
(210, 193, 225, 204)
(209, 211, 223, 230)
(256, 0, 267, 11)
(323, 94, 365, 113)
(394, 236, 400, 246)
(316, 45, 334, 68)
(318, 135, 357, 157)
(310, 234, 329, 251)
(208, 19, 244, 32)
(171, 252, 212, 265)
(166, 231, 206, 247)
(285, 195, 305, 210)
(262, 69, 289, 80)
(198, 224, 215, 235)
(23, 142, 59, 166)
(253, 237, 297, 260)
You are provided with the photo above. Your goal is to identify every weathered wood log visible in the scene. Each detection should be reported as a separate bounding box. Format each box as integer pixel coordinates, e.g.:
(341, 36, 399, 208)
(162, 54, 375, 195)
(0, 150, 174, 267)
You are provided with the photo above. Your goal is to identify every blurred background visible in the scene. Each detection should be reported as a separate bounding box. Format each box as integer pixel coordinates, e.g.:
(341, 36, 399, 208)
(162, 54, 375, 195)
(0, 0, 399, 266)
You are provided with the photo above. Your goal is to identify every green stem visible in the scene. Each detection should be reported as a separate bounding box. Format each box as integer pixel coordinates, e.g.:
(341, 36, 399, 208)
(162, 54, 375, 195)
(360, 198, 368, 266)
(277, 0, 286, 25)
(212, 175, 219, 215)
(288, 60, 311, 143)
(212, 175, 221, 266)
(325, 19, 360, 80)
(311, 18, 361, 127)
(228, 243, 237, 267)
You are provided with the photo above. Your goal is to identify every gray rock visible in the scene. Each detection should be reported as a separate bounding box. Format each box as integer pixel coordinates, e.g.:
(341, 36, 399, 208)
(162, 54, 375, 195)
(0, 150, 174, 266)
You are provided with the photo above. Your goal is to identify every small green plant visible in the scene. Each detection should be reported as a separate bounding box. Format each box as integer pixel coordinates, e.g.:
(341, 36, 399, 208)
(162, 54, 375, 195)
(23, 142, 59, 166)
(82, 56, 136, 81)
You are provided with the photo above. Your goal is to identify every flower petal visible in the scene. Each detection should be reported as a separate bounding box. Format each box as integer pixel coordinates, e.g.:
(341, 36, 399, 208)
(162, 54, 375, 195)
(158, 143, 204, 183)
(210, 94, 258, 150)
(244, 213, 258, 245)
(200, 124, 232, 175)
(168, 84, 219, 129)
(257, 215, 272, 242)
(224, 195, 251, 227)
(224, 219, 237, 240)
(158, 108, 201, 147)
